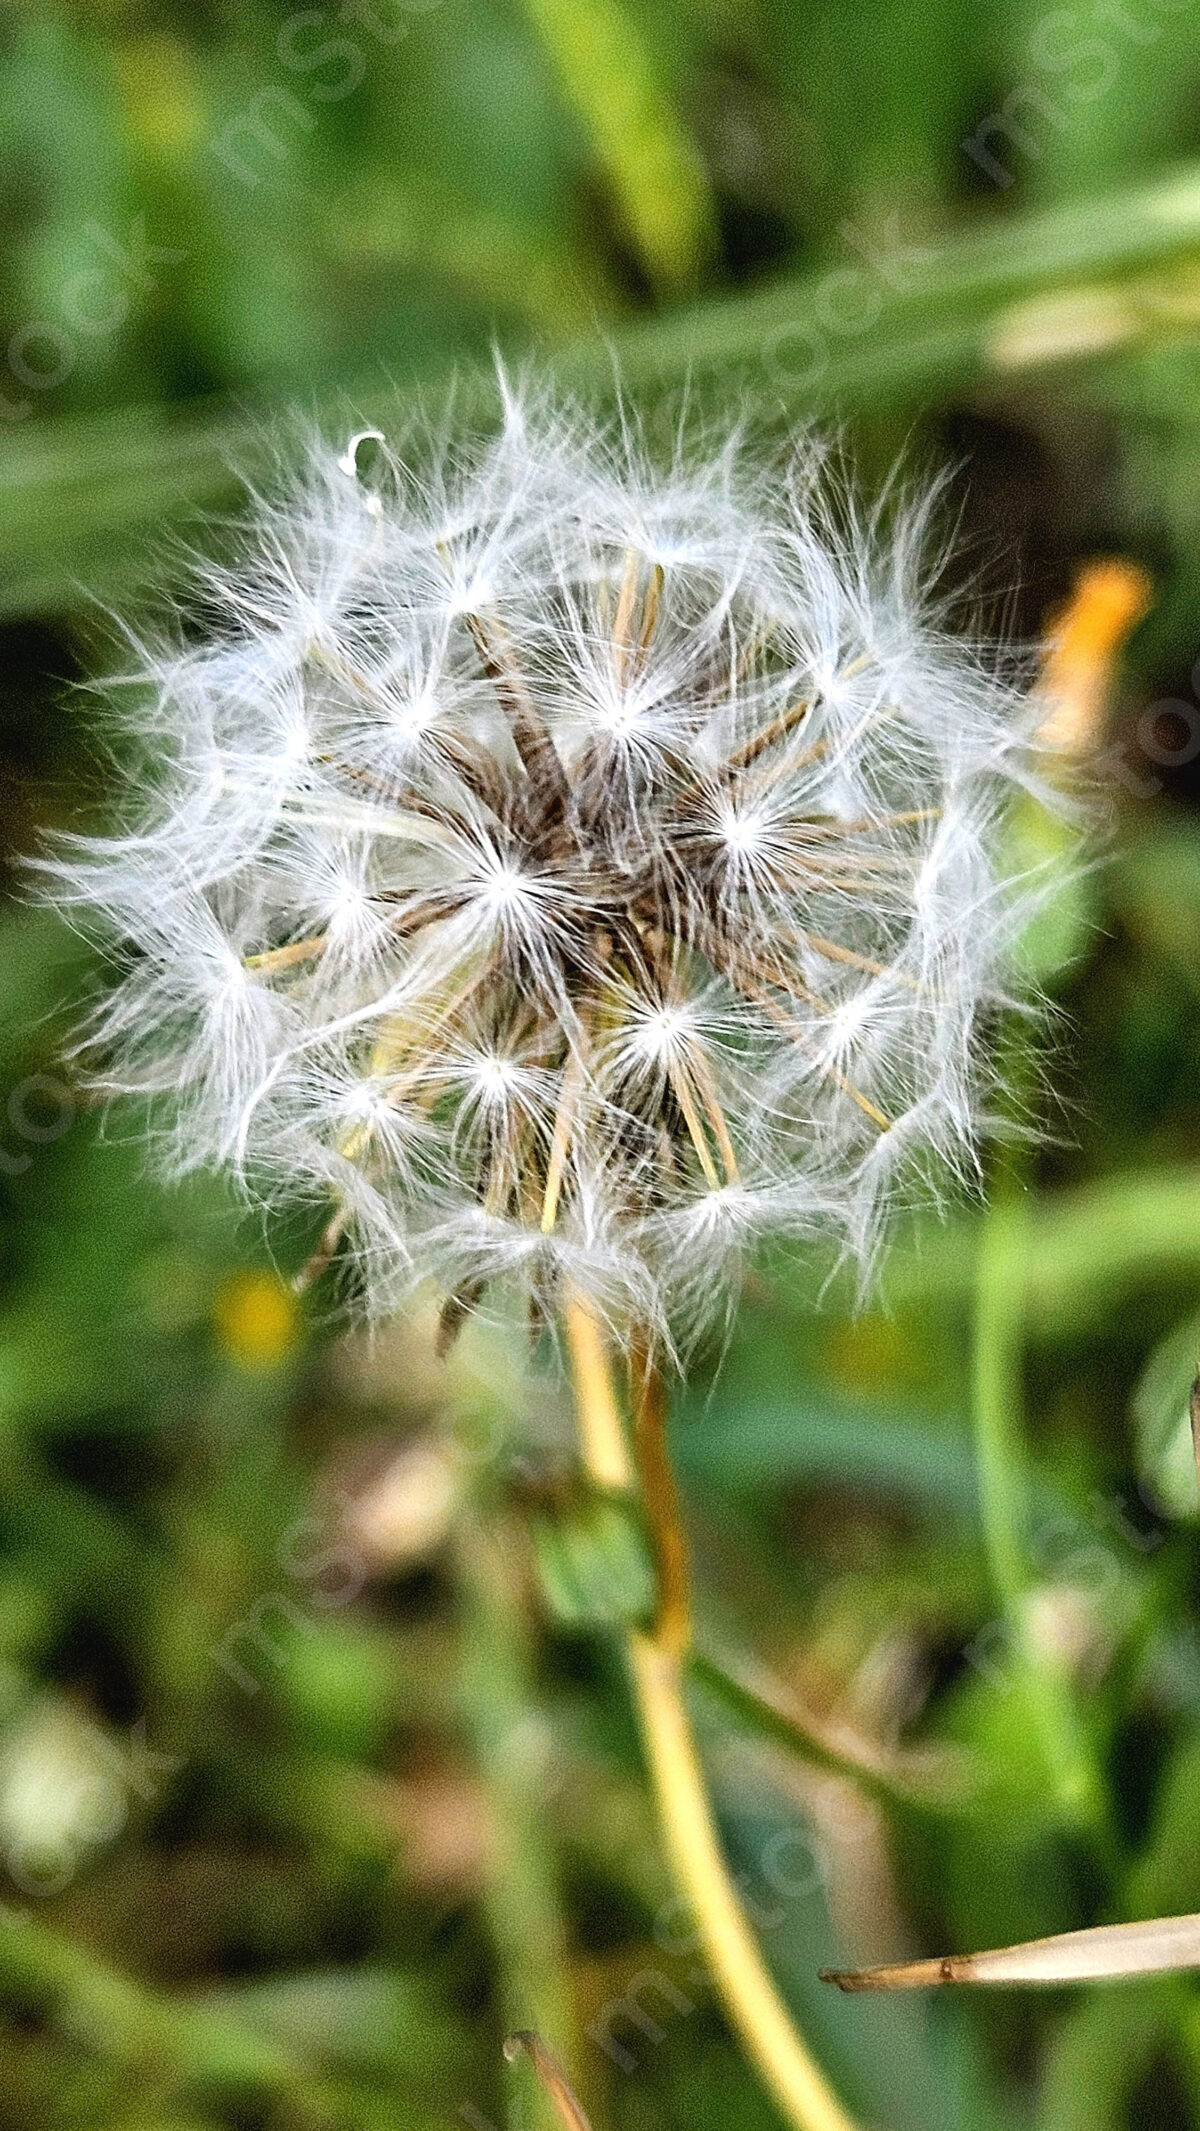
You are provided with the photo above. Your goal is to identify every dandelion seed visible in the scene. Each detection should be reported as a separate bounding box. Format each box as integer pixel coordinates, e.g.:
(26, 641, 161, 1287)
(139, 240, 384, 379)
(40, 383, 1044, 1353)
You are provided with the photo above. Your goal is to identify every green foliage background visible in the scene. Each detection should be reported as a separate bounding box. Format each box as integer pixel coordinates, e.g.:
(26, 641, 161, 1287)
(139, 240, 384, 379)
(5, 1, 1200, 2126)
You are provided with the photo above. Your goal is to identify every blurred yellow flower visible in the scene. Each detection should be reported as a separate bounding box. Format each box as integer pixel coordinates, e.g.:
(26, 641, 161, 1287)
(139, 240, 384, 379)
(213, 1269, 299, 1368)
(1037, 557, 1153, 761)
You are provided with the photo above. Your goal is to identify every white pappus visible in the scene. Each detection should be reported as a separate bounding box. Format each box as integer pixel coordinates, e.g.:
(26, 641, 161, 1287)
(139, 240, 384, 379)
(42, 383, 1045, 1358)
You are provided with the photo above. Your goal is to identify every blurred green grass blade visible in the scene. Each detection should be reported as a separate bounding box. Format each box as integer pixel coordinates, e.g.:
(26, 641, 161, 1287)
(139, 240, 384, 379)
(9, 162, 1200, 615)
(690, 1649, 978, 1816)
(707, 1783, 1011, 2131)
(1128, 1729, 1200, 1921)
(325, 178, 626, 340)
(454, 1500, 577, 2113)
(0, 397, 256, 620)
(196, 1967, 466, 2081)
(613, 161, 1200, 398)
(1130, 1304, 1200, 1522)
(971, 1198, 1116, 1857)
(1112, 814, 1200, 995)
(674, 1375, 1031, 1518)
(887, 1167, 1200, 1333)
(1037, 1985, 1181, 2131)
(515, 0, 715, 290)
(0, 1903, 324, 2101)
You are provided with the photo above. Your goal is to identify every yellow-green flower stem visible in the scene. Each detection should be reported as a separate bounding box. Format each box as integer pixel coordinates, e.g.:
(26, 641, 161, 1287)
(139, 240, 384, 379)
(564, 1298, 859, 2131)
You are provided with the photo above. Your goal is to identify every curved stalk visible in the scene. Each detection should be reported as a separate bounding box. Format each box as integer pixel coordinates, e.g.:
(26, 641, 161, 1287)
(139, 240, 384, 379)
(563, 1298, 859, 2131)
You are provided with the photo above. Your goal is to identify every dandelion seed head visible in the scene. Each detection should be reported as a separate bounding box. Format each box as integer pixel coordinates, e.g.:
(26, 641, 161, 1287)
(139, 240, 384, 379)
(40, 382, 1045, 1357)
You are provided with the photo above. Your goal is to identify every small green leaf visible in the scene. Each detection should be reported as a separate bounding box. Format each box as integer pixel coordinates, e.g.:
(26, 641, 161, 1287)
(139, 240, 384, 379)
(531, 1491, 655, 1629)
(1131, 1304, 1200, 1521)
